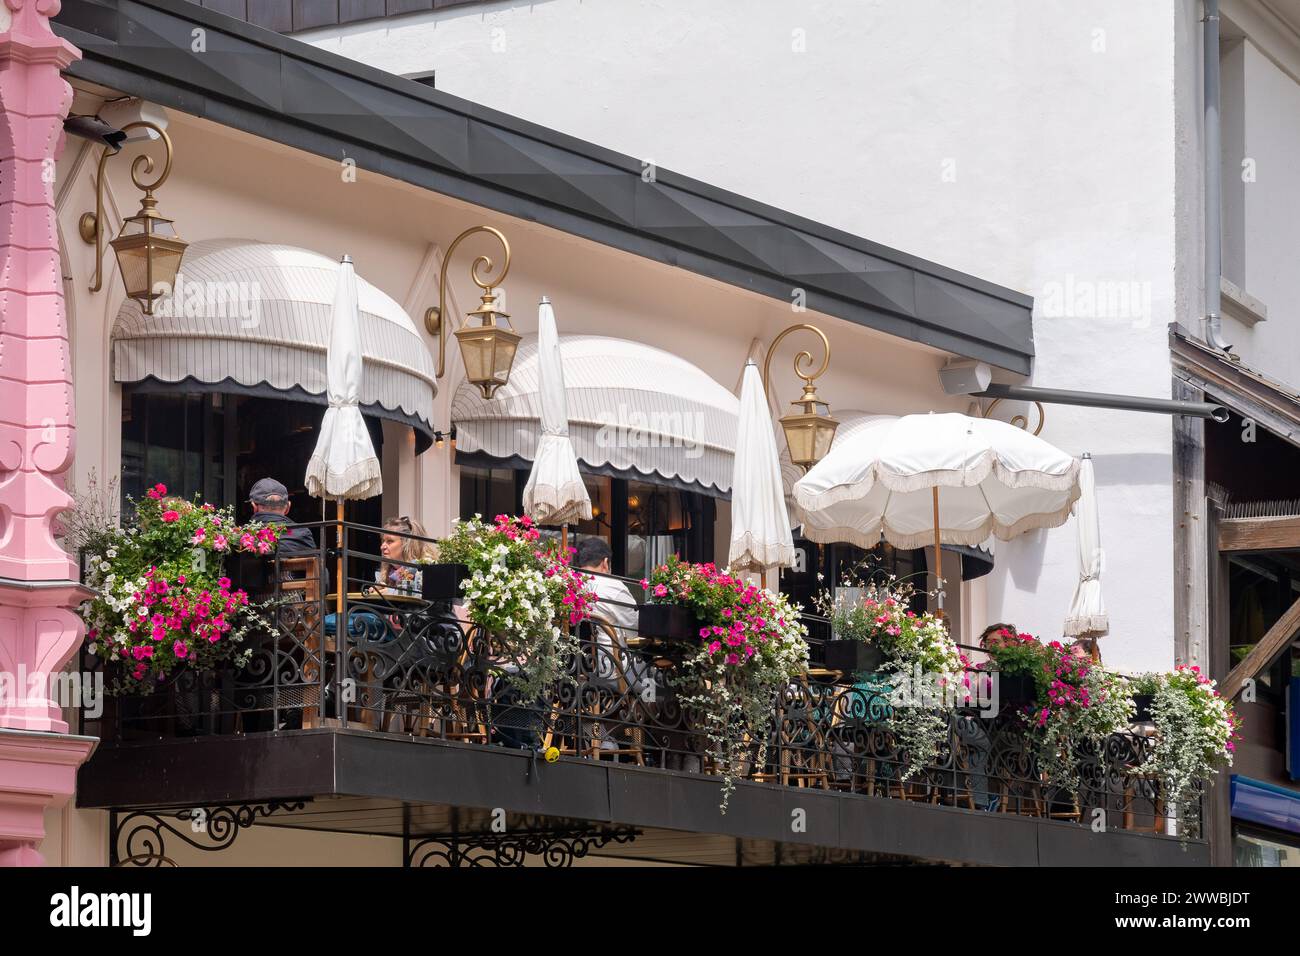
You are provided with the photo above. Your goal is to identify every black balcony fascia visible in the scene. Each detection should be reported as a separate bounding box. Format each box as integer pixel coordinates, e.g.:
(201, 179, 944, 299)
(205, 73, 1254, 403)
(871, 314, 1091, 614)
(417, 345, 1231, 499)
(76, 729, 1209, 867)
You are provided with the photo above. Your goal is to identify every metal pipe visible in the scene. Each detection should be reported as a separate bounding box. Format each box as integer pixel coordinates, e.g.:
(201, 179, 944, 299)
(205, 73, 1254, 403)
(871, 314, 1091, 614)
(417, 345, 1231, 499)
(1204, 0, 1232, 353)
(976, 383, 1229, 422)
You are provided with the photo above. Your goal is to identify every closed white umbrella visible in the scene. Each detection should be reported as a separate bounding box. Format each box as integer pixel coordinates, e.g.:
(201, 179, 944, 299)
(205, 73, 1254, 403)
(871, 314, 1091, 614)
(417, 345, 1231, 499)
(792, 412, 1080, 606)
(306, 255, 382, 500)
(729, 360, 794, 574)
(522, 296, 591, 527)
(1064, 453, 1108, 639)
(305, 256, 382, 625)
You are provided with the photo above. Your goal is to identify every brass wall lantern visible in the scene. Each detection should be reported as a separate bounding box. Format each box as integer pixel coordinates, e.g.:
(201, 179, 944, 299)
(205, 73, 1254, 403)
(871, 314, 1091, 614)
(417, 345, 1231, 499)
(762, 323, 838, 471)
(80, 121, 187, 315)
(425, 226, 519, 400)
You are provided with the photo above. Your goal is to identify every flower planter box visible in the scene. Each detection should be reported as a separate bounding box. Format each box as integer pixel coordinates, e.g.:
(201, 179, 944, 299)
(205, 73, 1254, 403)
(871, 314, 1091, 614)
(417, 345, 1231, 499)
(823, 640, 884, 680)
(420, 562, 469, 602)
(994, 672, 1038, 709)
(638, 603, 699, 642)
(1133, 693, 1155, 722)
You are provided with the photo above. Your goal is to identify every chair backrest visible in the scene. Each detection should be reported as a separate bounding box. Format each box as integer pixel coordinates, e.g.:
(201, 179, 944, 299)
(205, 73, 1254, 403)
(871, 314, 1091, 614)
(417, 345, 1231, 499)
(277, 556, 322, 603)
(272, 556, 323, 644)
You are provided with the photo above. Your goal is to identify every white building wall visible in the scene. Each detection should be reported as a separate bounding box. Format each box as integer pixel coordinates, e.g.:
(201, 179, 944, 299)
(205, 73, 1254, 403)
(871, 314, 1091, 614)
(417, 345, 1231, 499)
(1219, 38, 1300, 373)
(304, 0, 1189, 671)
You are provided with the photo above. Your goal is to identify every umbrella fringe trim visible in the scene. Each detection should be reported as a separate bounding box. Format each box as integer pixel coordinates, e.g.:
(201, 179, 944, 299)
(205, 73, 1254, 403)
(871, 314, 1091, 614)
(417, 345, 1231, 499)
(524, 481, 594, 526)
(304, 456, 382, 500)
(1063, 613, 1110, 637)
(727, 532, 795, 573)
(795, 491, 1079, 551)
(792, 453, 1081, 512)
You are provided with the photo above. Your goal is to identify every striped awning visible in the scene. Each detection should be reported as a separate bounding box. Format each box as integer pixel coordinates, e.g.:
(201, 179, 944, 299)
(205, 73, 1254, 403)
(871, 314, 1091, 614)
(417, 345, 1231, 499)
(111, 239, 437, 445)
(452, 334, 740, 496)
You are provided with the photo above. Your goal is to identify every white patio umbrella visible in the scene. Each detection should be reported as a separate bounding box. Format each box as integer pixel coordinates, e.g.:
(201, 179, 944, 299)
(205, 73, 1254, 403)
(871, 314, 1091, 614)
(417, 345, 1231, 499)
(729, 360, 794, 580)
(522, 296, 591, 533)
(792, 412, 1081, 607)
(1064, 452, 1108, 639)
(305, 255, 382, 615)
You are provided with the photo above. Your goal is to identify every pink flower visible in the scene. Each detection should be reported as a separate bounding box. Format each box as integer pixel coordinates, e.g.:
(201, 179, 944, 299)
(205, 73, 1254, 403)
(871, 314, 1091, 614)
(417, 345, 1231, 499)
(218, 577, 231, 590)
(708, 641, 722, 654)
(161, 510, 180, 523)
(653, 584, 668, 597)
(213, 534, 229, 551)
(725, 653, 740, 665)
(173, 641, 188, 659)
(191, 528, 207, 543)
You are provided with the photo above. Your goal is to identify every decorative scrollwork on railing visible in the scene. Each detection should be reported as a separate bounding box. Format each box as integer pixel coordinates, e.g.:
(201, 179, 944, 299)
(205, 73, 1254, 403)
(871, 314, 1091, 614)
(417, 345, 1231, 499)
(110, 801, 310, 866)
(83, 538, 1202, 840)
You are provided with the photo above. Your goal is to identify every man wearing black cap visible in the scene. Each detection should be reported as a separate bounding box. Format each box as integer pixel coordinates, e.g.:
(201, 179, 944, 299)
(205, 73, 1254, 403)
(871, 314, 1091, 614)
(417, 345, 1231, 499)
(248, 477, 317, 554)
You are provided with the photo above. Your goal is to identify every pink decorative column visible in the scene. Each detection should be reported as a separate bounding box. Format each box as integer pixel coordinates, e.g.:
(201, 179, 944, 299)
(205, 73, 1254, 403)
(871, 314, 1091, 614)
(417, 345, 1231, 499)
(0, 0, 96, 866)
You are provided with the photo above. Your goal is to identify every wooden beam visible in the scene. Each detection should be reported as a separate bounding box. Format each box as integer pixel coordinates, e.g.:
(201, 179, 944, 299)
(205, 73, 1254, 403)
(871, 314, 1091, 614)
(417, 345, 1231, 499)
(1217, 515, 1300, 552)
(1173, 378, 1208, 668)
(1220, 593, 1300, 699)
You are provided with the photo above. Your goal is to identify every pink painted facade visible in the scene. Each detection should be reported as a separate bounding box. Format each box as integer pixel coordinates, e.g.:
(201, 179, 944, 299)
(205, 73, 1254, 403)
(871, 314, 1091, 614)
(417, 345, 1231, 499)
(0, 0, 95, 865)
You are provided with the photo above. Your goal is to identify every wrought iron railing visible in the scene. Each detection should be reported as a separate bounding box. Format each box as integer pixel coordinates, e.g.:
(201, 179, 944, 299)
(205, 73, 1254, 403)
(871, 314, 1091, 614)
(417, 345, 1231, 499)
(79, 520, 1196, 836)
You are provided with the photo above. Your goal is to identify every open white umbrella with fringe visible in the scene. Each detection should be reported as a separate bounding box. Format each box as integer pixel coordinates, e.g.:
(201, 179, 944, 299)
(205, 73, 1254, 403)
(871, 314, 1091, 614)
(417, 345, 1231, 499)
(523, 296, 591, 529)
(729, 360, 794, 579)
(305, 255, 382, 620)
(1064, 452, 1108, 640)
(792, 412, 1080, 608)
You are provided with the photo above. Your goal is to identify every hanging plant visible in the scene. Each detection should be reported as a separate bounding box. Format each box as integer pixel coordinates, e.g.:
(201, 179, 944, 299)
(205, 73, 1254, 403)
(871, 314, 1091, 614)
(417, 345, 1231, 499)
(643, 556, 809, 811)
(77, 484, 280, 695)
(840, 581, 970, 780)
(435, 514, 595, 701)
(1004, 636, 1133, 797)
(1129, 666, 1239, 839)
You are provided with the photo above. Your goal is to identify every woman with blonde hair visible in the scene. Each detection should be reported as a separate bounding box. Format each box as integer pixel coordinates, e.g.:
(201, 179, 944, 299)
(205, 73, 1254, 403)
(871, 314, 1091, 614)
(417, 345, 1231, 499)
(375, 515, 437, 595)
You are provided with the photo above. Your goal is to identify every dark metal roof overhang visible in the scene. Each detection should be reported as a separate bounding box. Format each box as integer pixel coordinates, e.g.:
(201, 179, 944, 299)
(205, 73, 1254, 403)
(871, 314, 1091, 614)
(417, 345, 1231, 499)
(54, 0, 1035, 375)
(76, 730, 1207, 866)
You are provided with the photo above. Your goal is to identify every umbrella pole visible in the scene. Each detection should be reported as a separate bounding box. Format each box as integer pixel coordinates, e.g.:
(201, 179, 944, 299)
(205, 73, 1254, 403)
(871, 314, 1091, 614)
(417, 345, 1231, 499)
(336, 499, 345, 620)
(560, 523, 569, 637)
(932, 487, 943, 616)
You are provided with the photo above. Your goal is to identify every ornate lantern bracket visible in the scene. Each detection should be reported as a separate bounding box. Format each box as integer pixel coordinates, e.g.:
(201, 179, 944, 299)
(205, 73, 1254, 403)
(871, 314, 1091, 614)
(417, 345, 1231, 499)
(762, 323, 838, 471)
(79, 120, 187, 315)
(424, 225, 520, 400)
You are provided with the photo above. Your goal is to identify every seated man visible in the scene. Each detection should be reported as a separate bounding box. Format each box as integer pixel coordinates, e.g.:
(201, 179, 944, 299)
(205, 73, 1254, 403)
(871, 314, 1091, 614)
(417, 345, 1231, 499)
(248, 477, 317, 554)
(574, 538, 640, 679)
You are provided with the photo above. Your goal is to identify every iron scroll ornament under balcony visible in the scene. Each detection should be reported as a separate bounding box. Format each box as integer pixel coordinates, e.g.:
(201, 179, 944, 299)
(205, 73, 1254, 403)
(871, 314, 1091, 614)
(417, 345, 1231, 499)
(79, 120, 188, 316)
(405, 818, 641, 868)
(108, 801, 310, 866)
(762, 323, 838, 472)
(425, 226, 520, 399)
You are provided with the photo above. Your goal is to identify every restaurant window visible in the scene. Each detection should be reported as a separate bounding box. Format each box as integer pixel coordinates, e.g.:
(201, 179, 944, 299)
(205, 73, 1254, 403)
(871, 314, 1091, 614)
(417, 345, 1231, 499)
(458, 465, 715, 576)
(782, 539, 928, 616)
(1234, 825, 1300, 867)
(120, 387, 382, 528)
(121, 390, 228, 514)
